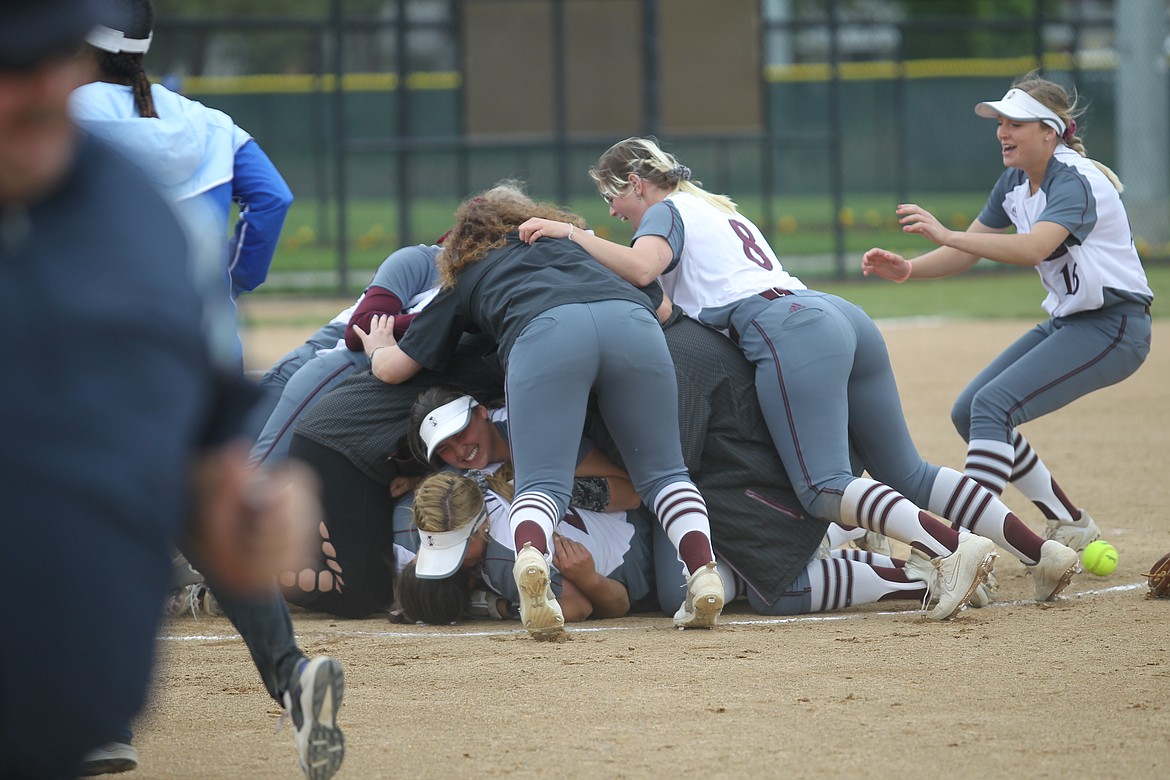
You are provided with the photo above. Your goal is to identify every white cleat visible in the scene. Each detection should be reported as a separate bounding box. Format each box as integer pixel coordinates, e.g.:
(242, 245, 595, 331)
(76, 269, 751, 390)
(1043, 509, 1100, 553)
(904, 536, 996, 621)
(1031, 539, 1080, 602)
(673, 562, 725, 629)
(513, 543, 565, 640)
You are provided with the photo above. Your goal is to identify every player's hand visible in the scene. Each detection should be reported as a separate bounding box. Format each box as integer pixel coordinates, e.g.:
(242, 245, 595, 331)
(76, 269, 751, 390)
(185, 441, 319, 597)
(551, 533, 596, 585)
(389, 474, 420, 498)
(351, 313, 398, 357)
(896, 203, 951, 246)
(862, 247, 911, 282)
(518, 217, 569, 244)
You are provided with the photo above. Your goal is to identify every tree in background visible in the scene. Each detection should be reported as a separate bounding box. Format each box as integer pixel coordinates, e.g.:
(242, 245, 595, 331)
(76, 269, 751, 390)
(898, 0, 1058, 60)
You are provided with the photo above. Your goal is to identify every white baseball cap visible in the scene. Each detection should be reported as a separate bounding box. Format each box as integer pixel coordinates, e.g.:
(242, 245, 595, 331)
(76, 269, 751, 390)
(414, 506, 487, 579)
(419, 395, 479, 461)
(975, 88, 1066, 137)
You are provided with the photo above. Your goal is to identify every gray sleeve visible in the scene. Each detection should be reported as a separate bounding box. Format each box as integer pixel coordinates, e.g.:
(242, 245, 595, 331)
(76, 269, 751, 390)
(603, 507, 654, 606)
(368, 244, 440, 302)
(1038, 169, 1097, 244)
(977, 172, 1017, 229)
(632, 200, 685, 274)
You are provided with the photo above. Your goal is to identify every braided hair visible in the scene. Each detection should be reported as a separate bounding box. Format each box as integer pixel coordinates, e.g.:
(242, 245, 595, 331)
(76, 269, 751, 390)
(89, 0, 158, 119)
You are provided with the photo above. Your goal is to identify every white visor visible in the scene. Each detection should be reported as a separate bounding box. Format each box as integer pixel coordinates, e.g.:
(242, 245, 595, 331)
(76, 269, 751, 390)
(85, 25, 152, 54)
(414, 507, 488, 579)
(420, 396, 478, 461)
(975, 88, 1065, 137)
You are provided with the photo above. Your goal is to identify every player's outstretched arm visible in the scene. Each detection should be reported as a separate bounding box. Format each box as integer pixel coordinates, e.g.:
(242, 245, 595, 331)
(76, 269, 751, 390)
(518, 216, 672, 287)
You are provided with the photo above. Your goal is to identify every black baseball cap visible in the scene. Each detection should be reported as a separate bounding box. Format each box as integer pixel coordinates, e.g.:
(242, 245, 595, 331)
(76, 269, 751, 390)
(0, 0, 127, 70)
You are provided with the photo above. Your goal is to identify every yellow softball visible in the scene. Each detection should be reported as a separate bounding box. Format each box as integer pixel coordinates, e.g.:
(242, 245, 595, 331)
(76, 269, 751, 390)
(1081, 540, 1118, 577)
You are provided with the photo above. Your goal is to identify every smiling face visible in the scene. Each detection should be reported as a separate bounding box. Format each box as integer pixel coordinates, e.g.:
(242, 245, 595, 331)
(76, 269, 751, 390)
(995, 115, 1055, 173)
(432, 405, 507, 471)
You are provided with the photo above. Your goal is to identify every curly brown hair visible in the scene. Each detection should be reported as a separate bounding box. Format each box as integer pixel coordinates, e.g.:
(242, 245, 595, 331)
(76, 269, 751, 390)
(438, 181, 587, 289)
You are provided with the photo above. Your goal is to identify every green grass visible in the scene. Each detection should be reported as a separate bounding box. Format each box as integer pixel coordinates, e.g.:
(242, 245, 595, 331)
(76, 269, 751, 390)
(267, 192, 994, 281)
(812, 261, 1168, 320)
(259, 191, 1168, 321)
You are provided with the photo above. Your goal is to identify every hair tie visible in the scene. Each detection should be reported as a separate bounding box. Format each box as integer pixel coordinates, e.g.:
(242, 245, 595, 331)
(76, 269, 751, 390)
(466, 469, 490, 493)
(670, 165, 692, 182)
(1062, 118, 1077, 140)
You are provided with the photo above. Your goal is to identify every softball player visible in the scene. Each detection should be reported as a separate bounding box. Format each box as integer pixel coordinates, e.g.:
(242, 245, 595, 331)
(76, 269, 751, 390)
(521, 137, 1080, 616)
(248, 244, 441, 466)
(399, 470, 654, 624)
(863, 72, 1152, 552)
(354, 185, 724, 638)
(69, 0, 292, 364)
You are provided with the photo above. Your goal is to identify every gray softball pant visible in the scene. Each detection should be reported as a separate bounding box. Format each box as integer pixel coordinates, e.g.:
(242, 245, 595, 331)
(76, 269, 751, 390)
(505, 300, 695, 519)
(951, 301, 1151, 444)
(728, 290, 940, 522)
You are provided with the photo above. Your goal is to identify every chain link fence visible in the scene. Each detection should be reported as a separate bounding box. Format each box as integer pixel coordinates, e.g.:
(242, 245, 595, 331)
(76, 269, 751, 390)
(149, 0, 1168, 292)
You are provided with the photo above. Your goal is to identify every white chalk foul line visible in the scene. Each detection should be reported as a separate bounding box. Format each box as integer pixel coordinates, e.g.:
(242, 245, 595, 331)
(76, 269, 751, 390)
(158, 581, 1148, 643)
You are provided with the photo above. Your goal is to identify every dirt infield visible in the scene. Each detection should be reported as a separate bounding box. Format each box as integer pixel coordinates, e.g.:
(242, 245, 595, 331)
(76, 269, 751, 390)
(133, 307, 1169, 779)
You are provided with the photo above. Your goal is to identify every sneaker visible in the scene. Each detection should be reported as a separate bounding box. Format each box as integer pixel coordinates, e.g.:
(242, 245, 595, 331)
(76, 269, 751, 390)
(904, 537, 996, 621)
(1030, 539, 1080, 602)
(283, 657, 345, 780)
(1043, 509, 1100, 552)
(79, 732, 137, 776)
(513, 543, 565, 639)
(856, 530, 894, 558)
(968, 564, 998, 608)
(166, 582, 222, 619)
(170, 551, 204, 589)
(672, 562, 725, 628)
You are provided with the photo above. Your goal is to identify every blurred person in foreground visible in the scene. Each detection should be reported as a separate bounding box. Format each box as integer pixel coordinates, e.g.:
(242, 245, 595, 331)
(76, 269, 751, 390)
(0, 1, 325, 777)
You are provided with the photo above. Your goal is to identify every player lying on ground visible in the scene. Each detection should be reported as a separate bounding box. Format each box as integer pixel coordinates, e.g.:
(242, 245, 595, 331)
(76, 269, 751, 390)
(247, 242, 443, 466)
(397, 470, 655, 625)
(354, 184, 725, 638)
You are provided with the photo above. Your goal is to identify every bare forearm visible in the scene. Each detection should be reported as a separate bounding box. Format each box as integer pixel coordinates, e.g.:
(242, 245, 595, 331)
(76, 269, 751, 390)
(569, 571, 630, 618)
(369, 345, 422, 384)
(940, 229, 1057, 266)
(573, 229, 665, 287)
(904, 244, 983, 279)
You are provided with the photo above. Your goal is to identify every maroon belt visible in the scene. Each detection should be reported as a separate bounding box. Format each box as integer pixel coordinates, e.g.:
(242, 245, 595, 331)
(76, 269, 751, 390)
(759, 288, 793, 300)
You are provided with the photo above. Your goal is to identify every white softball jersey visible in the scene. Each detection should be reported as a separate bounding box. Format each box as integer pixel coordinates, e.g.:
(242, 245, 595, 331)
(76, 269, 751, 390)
(979, 144, 1152, 317)
(640, 192, 805, 324)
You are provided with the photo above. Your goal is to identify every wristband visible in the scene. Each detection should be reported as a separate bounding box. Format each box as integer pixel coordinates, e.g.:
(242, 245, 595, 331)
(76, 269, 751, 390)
(368, 345, 391, 362)
(567, 223, 576, 241)
(894, 262, 913, 283)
